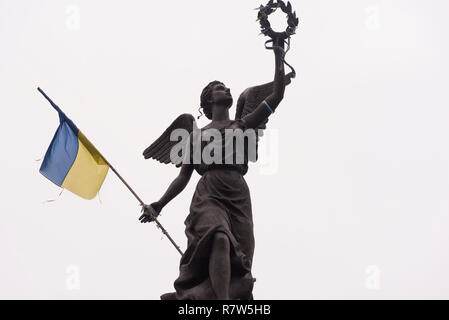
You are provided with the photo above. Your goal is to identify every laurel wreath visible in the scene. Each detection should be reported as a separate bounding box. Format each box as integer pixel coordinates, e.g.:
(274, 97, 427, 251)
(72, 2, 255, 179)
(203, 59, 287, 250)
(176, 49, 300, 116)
(256, 0, 299, 39)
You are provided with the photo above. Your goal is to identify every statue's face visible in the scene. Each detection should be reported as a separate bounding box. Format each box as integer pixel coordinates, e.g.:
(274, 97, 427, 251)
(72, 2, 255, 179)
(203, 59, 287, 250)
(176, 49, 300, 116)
(210, 83, 233, 108)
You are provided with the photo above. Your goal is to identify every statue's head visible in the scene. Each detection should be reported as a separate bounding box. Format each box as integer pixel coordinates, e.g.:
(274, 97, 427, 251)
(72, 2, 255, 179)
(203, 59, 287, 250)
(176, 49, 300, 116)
(200, 81, 233, 120)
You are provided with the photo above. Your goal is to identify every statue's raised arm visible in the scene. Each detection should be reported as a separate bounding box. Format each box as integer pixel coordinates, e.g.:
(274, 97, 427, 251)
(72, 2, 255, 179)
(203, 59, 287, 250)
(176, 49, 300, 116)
(235, 0, 298, 131)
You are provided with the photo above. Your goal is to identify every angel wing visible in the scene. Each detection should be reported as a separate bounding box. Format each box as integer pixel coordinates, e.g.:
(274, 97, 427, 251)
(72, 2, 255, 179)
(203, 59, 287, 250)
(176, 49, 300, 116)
(234, 73, 293, 161)
(235, 72, 293, 131)
(143, 113, 197, 167)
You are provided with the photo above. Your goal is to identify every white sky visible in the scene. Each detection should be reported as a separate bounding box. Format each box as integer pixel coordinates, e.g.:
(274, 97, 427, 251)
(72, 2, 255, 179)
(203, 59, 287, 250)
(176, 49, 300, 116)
(1, 0, 448, 299)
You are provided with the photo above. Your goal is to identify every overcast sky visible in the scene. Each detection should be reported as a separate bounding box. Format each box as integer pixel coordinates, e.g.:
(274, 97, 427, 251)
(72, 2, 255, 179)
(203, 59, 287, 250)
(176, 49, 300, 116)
(1, 0, 448, 299)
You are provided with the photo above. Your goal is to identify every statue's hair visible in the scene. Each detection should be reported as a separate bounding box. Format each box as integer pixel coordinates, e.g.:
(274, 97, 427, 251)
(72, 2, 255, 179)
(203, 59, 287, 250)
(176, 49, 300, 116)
(200, 80, 223, 120)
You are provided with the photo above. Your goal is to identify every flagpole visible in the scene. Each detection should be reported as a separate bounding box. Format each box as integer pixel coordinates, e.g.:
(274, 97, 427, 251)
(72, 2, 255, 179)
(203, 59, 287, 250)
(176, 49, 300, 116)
(105, 160, 184, 256)
(38, 87, 183, 256)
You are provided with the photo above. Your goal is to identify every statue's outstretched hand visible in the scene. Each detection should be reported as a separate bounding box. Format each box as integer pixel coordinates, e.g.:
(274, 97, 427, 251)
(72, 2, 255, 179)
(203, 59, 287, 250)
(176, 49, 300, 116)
(139, 202, 162, 223)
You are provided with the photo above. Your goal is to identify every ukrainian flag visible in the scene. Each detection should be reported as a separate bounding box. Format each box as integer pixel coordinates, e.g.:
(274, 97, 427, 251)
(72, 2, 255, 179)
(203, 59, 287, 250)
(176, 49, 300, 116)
(38, 88, 109, 200)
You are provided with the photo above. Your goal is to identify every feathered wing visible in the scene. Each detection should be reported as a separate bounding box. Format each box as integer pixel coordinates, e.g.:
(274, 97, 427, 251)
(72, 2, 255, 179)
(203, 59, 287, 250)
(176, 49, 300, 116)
(143, 113, 197, 167)
(235, 73, 293, 131)
(234, 73, 293, 161)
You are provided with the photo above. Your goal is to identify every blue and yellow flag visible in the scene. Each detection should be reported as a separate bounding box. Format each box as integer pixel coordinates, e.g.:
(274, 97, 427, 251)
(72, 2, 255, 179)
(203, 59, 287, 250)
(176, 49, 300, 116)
(38, 88, 109, 200)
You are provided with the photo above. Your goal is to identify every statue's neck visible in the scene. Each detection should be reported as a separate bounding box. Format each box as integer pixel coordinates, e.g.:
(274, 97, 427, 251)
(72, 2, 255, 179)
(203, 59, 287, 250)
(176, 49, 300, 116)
(211, 105, 230, 122)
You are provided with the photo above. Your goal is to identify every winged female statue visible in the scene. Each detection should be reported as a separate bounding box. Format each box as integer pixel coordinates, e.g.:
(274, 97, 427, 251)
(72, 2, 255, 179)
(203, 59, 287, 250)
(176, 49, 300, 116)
(139, 20, 295, 299)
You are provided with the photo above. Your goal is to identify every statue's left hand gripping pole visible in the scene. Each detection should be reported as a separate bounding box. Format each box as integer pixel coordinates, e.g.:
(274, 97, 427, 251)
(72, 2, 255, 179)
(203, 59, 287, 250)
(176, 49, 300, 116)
(37, 87, 184, 256)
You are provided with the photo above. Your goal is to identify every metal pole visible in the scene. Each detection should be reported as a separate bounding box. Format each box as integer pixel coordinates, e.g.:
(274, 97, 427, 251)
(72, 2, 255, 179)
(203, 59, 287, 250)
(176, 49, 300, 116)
(106, 162, 184, 256)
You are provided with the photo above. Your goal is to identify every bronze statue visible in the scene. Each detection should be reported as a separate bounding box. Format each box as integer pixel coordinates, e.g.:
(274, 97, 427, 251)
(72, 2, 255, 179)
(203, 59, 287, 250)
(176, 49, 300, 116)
(139, 0, 298, 300)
